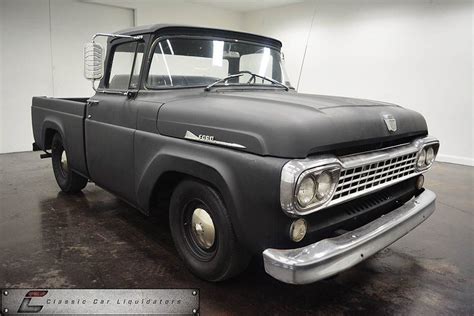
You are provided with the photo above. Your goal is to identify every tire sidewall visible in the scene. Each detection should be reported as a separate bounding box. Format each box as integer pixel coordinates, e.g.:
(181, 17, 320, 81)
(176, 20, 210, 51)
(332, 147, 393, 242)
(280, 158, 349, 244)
(169, 180, 237, 281)
(52, 133, 71, 190)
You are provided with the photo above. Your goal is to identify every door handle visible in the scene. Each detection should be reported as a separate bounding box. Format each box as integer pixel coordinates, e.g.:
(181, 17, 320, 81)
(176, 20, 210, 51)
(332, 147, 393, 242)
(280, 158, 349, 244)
(87, 99, 99, 106)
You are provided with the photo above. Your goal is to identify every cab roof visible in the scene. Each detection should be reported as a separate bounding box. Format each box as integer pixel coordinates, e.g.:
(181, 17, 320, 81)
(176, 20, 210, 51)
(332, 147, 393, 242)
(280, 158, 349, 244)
(115, 24, 282, 49)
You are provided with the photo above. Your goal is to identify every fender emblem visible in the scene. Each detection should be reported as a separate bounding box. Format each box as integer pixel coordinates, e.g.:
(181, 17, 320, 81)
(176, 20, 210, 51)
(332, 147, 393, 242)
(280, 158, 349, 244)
(184, 131, 246, 149)
(383, 114, 397, 132)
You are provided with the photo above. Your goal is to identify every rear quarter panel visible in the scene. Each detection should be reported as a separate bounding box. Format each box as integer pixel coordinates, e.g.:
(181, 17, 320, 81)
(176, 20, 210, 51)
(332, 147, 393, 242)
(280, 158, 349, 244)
(31, 96, 88, 176)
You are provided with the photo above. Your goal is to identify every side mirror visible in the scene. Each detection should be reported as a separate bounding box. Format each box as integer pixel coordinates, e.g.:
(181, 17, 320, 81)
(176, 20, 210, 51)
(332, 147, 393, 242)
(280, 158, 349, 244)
(84, 42, 104, 80)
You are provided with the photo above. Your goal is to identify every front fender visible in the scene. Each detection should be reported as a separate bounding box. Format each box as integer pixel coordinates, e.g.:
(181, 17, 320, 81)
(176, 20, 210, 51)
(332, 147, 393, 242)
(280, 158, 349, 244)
(134, 131, 291, 253)
(136, 148, 237, 216)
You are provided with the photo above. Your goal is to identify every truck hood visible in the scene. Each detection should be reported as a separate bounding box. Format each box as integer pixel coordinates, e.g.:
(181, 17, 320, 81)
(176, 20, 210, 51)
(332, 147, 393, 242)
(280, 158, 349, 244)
(157, 90, 427, 158)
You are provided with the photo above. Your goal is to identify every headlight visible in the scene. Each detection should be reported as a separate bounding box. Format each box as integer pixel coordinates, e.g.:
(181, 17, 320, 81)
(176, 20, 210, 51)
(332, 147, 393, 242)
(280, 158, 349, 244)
(416, 144, 438, 171)
(315, 171, 332, 200)
(297, 177, 316, 207)
(295, 167, 340, 210)
(425, 147, 435, 165)
(417, 149, 426, 168)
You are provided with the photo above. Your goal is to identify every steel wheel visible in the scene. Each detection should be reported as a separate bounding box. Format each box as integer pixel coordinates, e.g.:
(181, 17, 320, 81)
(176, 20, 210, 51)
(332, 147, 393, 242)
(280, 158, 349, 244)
(183, 201, 217, 261)
(190, 207, 216, 250)
(60, 150, 69, 176)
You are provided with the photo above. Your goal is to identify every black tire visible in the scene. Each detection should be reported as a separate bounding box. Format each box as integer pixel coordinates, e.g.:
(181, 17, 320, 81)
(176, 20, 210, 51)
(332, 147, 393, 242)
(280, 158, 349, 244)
(51, 133, 88, 193)
(169, 180, 250, 282)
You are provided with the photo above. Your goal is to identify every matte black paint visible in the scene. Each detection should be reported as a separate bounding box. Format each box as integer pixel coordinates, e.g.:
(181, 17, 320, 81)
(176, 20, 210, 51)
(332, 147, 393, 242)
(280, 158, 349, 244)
(116, 24, 283, 49)
(31, 97, 89, 176)
(31, 26, 429, 254)
(85, 92, 138, 202)
(157, 89, 428, 157)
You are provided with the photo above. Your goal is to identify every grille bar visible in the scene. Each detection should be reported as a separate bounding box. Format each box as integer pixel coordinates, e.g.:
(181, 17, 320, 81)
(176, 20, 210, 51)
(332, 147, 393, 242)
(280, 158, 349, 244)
(336, 167, 416, 195)
(338, 162, 417, 191)
(339, 156, 416, 180)
(332, 152, 417, 203)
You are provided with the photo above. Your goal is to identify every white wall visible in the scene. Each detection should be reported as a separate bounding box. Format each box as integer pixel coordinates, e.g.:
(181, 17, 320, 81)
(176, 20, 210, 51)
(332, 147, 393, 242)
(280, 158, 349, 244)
(244, 0, 474, 166)
(0, 0, 6, 152)
(135, 1, 242, 29)
(1, 0, 54, 154)
(0, 0, 134, 153)
(85, 0, 244, 30)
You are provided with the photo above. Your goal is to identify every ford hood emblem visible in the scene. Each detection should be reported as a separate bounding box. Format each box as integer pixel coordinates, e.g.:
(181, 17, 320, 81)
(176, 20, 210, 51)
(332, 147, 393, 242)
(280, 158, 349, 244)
(383, 114, 397, 132)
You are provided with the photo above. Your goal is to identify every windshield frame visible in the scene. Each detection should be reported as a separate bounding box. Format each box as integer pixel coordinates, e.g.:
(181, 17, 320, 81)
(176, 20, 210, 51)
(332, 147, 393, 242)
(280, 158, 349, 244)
(143, 35, 291, 91)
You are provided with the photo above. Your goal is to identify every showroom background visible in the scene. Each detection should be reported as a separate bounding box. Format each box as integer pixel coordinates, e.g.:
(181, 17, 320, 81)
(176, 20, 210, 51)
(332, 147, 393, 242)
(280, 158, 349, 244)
(0, 0, 472, 166)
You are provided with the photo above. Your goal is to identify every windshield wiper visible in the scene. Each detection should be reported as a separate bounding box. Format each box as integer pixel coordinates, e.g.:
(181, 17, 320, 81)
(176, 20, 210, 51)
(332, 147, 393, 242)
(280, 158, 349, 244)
(204, 73, 243, 91)
(204, 71, 289, 91)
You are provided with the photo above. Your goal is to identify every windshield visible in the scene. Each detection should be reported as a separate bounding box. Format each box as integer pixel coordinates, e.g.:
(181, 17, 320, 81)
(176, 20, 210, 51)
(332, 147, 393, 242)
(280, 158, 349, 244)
(146, 37, 291, 89)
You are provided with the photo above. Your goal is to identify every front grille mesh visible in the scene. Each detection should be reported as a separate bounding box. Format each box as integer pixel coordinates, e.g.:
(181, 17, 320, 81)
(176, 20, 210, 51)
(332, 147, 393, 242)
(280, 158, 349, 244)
(332, 152, 417, 202)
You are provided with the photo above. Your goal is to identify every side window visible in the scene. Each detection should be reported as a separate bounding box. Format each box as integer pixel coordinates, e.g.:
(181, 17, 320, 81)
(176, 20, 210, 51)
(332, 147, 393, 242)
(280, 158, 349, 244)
(130, 48, 143, 89)
(107, 41, 144, 90)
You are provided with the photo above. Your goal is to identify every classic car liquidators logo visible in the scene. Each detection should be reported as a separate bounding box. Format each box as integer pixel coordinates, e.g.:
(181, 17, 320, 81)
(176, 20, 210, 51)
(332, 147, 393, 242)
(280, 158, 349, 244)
(1, 289, 199, 315)
(17, 290, 47, 313)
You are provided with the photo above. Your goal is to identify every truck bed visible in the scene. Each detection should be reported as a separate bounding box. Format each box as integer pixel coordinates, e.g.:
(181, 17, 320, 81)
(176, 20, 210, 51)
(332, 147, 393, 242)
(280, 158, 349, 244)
(31, 96, 89, 177)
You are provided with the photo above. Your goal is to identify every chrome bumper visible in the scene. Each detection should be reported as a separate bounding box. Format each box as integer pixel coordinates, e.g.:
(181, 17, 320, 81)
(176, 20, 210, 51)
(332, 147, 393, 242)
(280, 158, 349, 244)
(263, 189, 436, 284)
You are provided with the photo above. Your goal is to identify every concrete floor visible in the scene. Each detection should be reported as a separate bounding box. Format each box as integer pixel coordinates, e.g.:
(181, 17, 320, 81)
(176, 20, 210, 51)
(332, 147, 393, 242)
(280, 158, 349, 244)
(1, 151, 473, 315)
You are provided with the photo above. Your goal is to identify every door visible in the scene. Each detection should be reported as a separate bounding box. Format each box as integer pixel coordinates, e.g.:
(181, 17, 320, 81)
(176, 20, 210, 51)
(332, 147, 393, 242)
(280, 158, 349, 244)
(85, 40, 144, 202)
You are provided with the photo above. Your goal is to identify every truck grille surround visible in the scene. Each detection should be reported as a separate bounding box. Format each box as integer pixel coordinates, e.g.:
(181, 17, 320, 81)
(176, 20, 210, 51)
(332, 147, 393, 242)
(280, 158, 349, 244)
(280, 136, 439, 216)
(332, 152, 417, 203)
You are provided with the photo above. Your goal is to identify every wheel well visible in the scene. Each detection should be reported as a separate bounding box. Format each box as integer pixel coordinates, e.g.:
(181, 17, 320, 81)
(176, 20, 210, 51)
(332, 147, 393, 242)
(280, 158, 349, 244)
(149, 171, 188, 216)
(149, 171, 223, 216)
(44, 128, 57, 150)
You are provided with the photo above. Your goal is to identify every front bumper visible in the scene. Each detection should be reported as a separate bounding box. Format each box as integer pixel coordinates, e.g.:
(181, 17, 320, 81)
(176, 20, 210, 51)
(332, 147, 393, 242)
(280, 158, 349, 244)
(263, 189, 436, 284)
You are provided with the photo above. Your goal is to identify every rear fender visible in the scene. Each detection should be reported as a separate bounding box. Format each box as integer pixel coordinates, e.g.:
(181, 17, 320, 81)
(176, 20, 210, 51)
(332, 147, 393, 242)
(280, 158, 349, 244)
(41, 119, 67, 151)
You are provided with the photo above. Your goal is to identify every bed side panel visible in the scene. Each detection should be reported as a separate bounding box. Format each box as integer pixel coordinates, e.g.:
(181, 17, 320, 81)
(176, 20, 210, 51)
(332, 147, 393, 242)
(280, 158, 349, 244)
(32, 96, 88, 176)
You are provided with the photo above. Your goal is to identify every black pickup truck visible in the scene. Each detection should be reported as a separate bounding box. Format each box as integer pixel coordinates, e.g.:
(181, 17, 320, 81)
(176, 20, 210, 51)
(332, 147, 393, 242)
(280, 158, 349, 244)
(32, 25, 439, 284)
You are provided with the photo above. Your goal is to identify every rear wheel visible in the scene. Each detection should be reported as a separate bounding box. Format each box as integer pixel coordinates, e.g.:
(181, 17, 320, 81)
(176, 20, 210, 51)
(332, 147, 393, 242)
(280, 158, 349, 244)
(51, 133, 88, 193)
(169, 180, 250, 282)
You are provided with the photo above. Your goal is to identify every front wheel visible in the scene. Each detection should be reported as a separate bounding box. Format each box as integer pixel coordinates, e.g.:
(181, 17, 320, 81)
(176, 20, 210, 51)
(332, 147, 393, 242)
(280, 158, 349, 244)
(51, 133, 88, 193)
(169, 180, 250, 282)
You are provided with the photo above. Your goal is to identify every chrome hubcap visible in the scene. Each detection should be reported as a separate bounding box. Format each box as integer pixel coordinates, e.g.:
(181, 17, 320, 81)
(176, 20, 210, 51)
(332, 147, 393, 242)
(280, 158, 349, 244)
(190, 208, 215, 250)
(61, 151, 68, 172)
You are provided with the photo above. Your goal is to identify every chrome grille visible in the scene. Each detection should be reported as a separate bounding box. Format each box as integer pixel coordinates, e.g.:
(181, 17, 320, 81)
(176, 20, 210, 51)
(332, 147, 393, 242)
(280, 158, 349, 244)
(332, 152, 417, 203)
